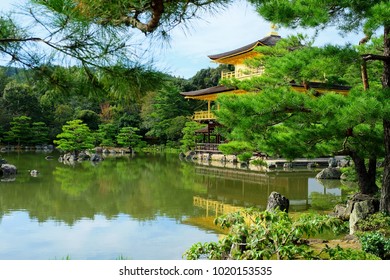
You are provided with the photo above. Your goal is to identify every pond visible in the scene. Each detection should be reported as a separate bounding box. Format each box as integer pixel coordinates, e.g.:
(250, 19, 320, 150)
(0, 151, 347, 260)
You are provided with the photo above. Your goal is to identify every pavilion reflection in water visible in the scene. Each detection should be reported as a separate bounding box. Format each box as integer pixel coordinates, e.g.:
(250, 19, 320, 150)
(191, 165, 342, 218)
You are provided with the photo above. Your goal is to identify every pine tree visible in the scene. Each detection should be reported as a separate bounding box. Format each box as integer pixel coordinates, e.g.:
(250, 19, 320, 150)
(247, 0, 390, 212)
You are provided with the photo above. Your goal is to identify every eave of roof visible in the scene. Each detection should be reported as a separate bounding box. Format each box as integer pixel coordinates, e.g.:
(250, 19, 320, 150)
(208, 34, 281, 61)
(180, 85, 235, 97)
(290, 81, 352, 91)
(195, 126, 209, 133)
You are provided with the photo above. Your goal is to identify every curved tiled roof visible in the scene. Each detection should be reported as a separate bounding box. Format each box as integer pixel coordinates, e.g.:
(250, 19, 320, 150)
(180, 82, 351, 97)
(290, 81, 352, 91)
(180, 85, 234, 97)
(208, 34, 282, 61)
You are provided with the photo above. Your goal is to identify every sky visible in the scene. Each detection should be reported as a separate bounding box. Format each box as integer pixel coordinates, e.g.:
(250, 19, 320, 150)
(0, 0, 364, 79)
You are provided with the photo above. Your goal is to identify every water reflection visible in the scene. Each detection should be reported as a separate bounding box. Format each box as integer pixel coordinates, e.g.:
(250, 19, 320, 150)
(191, 164, 345, 217)
(0, 153, 203, 225)
(0, 152, 348, 259)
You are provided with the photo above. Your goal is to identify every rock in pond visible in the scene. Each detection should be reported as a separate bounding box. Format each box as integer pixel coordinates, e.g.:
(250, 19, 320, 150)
(266, 191, 290, 213)
(1, 164, 17, 176)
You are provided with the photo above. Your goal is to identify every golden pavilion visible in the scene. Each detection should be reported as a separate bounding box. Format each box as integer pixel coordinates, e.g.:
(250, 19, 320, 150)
(180, 30, 350, 153)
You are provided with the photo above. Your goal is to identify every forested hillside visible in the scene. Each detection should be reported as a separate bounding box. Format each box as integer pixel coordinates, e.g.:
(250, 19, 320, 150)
(0, 64, 227, 148)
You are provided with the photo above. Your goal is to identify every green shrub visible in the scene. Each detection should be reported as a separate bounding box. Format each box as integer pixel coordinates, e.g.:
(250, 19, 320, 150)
(237, 152, 252, 163)
(356, 212, 390, 235)
(184, 209, 345, 260)
(251, 158, 268, 167)
(359, 232, 390, 260)
(339, 166, 357, 181)
(323, 245, 380, 260)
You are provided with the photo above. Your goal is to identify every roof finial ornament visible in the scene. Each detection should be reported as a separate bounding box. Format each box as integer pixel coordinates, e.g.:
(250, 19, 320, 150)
(269, 23, 279, 36)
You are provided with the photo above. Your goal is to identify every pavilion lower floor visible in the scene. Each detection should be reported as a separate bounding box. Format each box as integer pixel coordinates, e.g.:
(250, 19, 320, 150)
(195, 121, 224, 153)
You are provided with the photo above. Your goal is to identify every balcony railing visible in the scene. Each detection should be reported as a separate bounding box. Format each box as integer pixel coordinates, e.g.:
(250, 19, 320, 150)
(221, 67, 264, 80)
(193, 111, 216, 121)
(195, 143, 220, 152)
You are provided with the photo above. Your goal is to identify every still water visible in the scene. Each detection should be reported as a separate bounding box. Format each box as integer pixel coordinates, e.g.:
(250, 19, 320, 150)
(0, 152, 344, 260)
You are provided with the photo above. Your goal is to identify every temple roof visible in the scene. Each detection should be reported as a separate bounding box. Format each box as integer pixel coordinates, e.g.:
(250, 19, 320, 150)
(208, 34, 282, 61)
(180, 82, 351, 98)
(290, 81, 352, 92)
(180, 85, 234, 97)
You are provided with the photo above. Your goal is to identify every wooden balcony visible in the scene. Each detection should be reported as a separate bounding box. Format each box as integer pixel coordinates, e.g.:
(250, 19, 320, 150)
(195, 143, 221, 152)
(193, 110, 216, 121)
(221, 67, 264, 80)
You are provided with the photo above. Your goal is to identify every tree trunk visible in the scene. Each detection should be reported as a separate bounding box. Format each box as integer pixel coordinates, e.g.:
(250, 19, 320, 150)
(361, 60, 369, 90)
(380, 25, 390, 213)
(382, 120, 390, 212)
(350, 152, 378, 195)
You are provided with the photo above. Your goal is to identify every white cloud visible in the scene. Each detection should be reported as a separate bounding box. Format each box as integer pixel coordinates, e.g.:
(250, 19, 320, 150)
(0, 0, 364, 78)
(154, 0, 271, 78)
(153, 0, 364, 78)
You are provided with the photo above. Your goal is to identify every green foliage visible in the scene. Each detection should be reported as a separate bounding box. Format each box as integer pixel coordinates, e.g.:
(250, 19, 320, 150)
(253, 41, 359, 87)
(218, 141, 254, 156)
(340, 165, 357, 182)
(355, 212, 390, 235)
(4, 116, 33, 146)
(184, 209, 344, 260)
(249, 0, 390, 213)
(188, 64, 234, 90)
(97, 123, 118, 147)
(249, 0, 389, 34)
(163, 116, 189, 143)
(353, 212, 390, 259)
(180, 121, 203, 151)
(2, 116, 49, 145)
(359, 232, 390, 260)
(31, 122, 50, 145)
(116, 127, 144, 149)
(37, 0, 232, 35)
(237, 152, 253, 163)
(0, 16, 24, 40)
(323, 245, 380, 260)
(54, 119, 95, 153)
(141, 82, 194, 143)
(250, 158, 268, 167)
(2, 82, 41, 119)
(310, 192, 342, 211)
(75, 109, 101, 130)
(217, 40, 385, 160)
(217, 81, 384, 194)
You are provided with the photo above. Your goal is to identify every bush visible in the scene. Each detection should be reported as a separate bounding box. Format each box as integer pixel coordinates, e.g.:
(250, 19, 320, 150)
(359, 232, 390, 260)
(251, 158, 268, 167)
(237, 152, 252, 163)
(218, 141, 254, 156)
(356, 212, 390, 235)
(184, 209, 345, 260)
(323, 245, 380, 260)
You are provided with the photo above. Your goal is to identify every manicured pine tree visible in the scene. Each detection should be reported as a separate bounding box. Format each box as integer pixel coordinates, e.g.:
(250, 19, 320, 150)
(54, 119, 95, 155)
(116, 126, 143, 153)
(245, 0, 390, 212)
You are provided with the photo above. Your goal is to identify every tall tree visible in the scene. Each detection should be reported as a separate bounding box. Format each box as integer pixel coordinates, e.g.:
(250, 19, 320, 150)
(141, 81, 195, 143)
(2, 81, 41, 119)
(248, 0, 390, 212)
(31, 121, 50, 145)
(4, 116, 32, 146)
(217, 38, 385, 196)
(217, 86, 383, 195)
